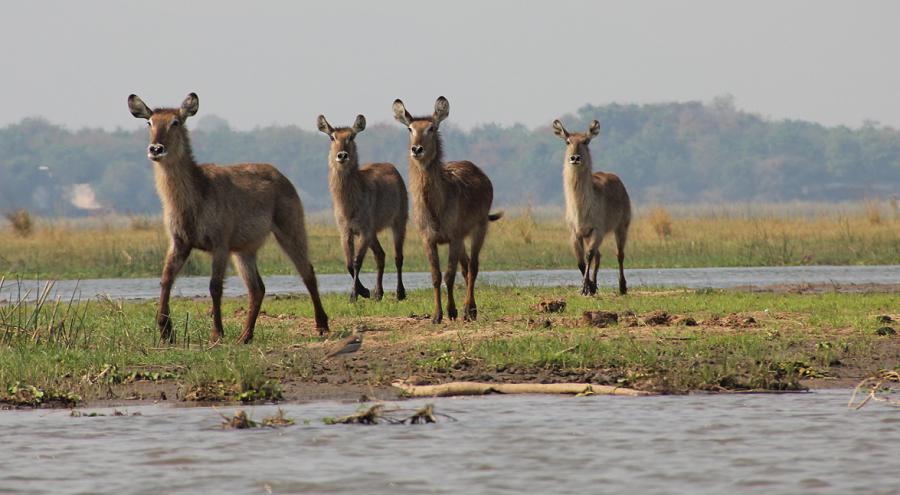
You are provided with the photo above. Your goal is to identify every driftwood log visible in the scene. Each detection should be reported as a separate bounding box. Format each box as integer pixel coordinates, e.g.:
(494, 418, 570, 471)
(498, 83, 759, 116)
(392, 380, 651, 398)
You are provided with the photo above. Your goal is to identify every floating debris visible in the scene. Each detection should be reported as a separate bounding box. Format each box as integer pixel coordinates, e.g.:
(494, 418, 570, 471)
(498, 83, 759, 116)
(219, 408, 297, 429)
(221, 410, 259, 429)
(261, 408, 296, 427)
(324, 403, 453, 425)
(403, 404, 437, 424)
(70, 409, 142, 417)
(325, 404, 385, 425)
(849, 370, 900, 410)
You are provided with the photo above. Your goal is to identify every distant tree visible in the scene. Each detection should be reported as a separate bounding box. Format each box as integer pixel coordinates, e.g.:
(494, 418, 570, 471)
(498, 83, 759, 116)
(1, 99, 899, 217)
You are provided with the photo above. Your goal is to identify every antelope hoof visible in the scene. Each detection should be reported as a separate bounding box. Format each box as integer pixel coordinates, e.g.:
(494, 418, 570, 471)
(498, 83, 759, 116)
(209, 331, 223, 346)
(464, 304, 477, 321)
(374, 289, 384, 301)
(158, 316, 175, 343)
(356, 285, 371, 299)
(349, 291, 359, 303)
(619, 282, 628, 295)
(431, 312, 443, 325)
(588, 281, 598, 296)
(448, 307, 458, 320)
(397, 286, 407, 301)
(236, 331, 253, 345)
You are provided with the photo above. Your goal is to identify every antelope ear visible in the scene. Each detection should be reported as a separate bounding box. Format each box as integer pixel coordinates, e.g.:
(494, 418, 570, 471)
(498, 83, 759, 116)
(587, 120, 600, 139)
(393, 99, 412, 126)
(180, 92, 199, 119)
(128, 94, 152, 119)
(433, 96, 449, 126)
(552, 119, 569, 140)
(317, 115, 334, 135)
(352, 114, 366, 134)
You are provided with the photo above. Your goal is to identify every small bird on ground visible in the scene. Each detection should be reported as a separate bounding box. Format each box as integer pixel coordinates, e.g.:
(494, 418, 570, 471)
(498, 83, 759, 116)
(325, 325, 366, 359)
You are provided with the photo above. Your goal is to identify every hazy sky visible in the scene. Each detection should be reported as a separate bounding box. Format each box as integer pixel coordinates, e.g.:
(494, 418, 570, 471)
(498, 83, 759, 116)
(4, 0, 898, 131)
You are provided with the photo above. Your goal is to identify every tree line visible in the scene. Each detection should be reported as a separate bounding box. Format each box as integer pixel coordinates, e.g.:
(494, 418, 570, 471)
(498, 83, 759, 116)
(2, 96, 898, 217)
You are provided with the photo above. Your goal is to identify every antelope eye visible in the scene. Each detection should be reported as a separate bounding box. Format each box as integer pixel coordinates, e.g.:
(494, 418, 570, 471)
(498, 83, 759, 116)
(171, 119, 180, 126)
(565, 139, 570, 145)
(329, 135, 335, 142)
(146, 121, 151, 126)
(407, 127, 412, 133)
(348, 135, 354, 142)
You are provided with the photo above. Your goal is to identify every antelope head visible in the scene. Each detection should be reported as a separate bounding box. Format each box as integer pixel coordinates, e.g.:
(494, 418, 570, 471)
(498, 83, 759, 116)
(128, 92, 199, 162)
(552, 119, 600, 167)
(393, 96, 449, 167)
(317, 114, 366, 170)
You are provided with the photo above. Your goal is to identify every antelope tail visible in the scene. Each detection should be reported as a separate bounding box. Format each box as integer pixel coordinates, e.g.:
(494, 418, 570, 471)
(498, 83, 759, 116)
(488, 212, 504, 222)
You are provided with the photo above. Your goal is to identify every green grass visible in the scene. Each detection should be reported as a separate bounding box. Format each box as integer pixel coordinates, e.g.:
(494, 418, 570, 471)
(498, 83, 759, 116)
(1, 285, 897, 405)
(2, 204, 899, 279)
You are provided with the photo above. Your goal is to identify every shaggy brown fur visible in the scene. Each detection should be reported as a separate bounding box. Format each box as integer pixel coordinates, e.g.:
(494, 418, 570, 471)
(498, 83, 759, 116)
(393, 96, 502, 323)
(317, 114, 408, 302)
(552, 119, 631, 295)
(127, 92, 329, 343)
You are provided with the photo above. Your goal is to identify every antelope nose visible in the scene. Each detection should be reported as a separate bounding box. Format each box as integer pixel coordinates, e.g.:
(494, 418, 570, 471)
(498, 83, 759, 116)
(569, 154, 581, 164)
(336, 151, 349, 161)
(148, 144, 167, 156)
(410, 145, 424, 156)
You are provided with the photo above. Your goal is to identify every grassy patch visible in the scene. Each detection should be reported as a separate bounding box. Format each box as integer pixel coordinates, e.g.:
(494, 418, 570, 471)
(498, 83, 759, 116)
(1, 286, 898, 406)
(3, 203, 899, 279)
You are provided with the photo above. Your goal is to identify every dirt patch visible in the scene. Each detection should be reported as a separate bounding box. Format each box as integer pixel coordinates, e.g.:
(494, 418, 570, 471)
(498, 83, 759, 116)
(703, 313, 758, 328)
(642, 310, 672, 326)
(582, 311, 618, 327)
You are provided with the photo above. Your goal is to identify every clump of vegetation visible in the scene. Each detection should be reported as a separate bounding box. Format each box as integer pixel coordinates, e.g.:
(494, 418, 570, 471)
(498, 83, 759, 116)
(128, 215, 160, 231)
(863, 198, 883, 225)
(646, 206, 673, 239)
(534, 299, 566, 313)
(1, 382, 80, 407)
(5, 209, 34, 237)
(183, 378, 283, 403)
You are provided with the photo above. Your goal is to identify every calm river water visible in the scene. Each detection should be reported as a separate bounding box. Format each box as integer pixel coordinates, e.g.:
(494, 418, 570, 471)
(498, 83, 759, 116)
(1, 389, 898, 494)
(6, 264, 899, 301)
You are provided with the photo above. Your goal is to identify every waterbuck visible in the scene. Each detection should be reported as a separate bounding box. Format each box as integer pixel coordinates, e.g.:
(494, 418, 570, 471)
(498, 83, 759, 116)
(127, 92, 329, 343)
(316, 113, 408, 302)
(392, 96, 502, 323)
(551, 119, 631, 296)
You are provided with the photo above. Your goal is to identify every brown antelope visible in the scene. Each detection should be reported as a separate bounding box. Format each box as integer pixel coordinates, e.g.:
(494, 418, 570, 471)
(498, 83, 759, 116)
(127, 92, 329, 344)
(316, 113, 408, 302)
(392, 96, 502, 323)
(552, 119, 631, 296)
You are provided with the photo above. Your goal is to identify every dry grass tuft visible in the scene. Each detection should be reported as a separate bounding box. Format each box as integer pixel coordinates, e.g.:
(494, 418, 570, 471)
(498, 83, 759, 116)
(863, 198, 883, 225)
(5, 209, 34, 237)
(128, 215, 160, 231)
(646, 206, 673, 239)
